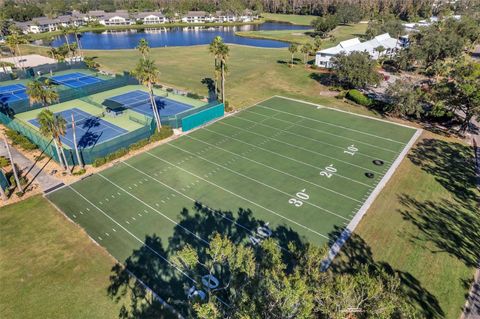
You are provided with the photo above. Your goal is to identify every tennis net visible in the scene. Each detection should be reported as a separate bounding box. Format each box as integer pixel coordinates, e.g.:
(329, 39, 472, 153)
(56, 75, 97, 83)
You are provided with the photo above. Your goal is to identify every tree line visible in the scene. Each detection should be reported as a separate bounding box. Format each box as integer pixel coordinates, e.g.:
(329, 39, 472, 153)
(0, 0, 472, 23)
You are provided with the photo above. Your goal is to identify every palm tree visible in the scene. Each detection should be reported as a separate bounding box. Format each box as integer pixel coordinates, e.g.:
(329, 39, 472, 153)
(59, 26, 72, 58)
(209, 36, 223, 99)
(5, 31, 28, 70)
(301, 43, 312, 65)
(71, 113, 83, 168)
(70, 25, 83, 57)
(68, 42, 78, 58)
(136, 38, 150, 60)
(0, 61, 14, 74)
(218, 41, 229, 104)
(131, 58, 162, 131)
(26, 79, 59, 108)
(2, 136, 23, 194)
(37, 109, 70, 172)
(288, 43, 298, 67)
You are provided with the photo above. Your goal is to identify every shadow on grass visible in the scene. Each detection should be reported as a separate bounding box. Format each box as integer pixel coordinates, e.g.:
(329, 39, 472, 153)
(330, 226, 444, 318)
(107, 200, 443, 318)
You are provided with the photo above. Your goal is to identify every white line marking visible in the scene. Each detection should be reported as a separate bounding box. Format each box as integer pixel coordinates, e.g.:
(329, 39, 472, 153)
(97, 173, 210, 246)
(202, 127, 376, 187)
(256, 103, 407, 145)
(244, 108, 399, 154)
(67, 185, 197, 283)
(185, 135, 361, 203)
(146, 151, 330, 239)
(167, 143, 349, 220)
(233, 112, 394, 162)
(218, 120, 383, 176)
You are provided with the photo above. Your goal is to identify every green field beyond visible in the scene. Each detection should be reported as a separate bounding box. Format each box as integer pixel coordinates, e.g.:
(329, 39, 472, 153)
(47, 96, 418, 313)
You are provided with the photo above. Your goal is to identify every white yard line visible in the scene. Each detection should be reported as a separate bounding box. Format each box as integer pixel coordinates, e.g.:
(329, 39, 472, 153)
(67, 185, 198, 282)
(167, 142, 351, 220)
(218, 120, 383, 175)
(201, 127, 378, 184)
(185, 135, 362, 203)
(146, 151, 331, 240)
(232, 112, 394, 163)
(321, 128, 422, 270)
(97, 173, 210, 246)
(256, 103, 407, 145)
(243, 108, 399, 154)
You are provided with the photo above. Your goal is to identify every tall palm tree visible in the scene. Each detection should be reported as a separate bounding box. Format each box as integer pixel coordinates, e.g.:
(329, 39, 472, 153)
(301, 43, 312, 65)
(70, 25, 83, 57)
(209, 36, 223, 99)
(217, 41, 230, 104)
(59, 26, 72, 58)
(136, 38, 150, 60)
(131, 58, 162, 131)
(37, 109, 70, 172)
(5, 32, 28, 70)
(288, 43, 298, 67)
(2, 136, 23, 194)
(26, 79, 59, 108)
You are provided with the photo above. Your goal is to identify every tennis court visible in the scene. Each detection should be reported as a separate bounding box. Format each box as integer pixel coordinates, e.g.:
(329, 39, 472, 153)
(103, 90, 192, 117)
(47, 96, 420, 313)
(28, 108, 127, 149)
(50, 72, 103, 88)
(0, 84, 28, 105)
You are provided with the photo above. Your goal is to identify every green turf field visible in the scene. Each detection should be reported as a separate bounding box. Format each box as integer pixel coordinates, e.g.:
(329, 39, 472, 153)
(47, 96, 419, 311)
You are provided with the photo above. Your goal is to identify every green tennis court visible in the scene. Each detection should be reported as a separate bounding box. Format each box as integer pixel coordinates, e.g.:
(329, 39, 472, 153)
(47, 96, 420, 310)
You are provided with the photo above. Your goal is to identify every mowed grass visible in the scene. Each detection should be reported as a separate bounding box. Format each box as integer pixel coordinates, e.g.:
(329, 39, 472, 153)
(22, 44, 369, 113)
(236, 23, 367, 47)
(262, 13, 318, 25)
(46, 97, 418, 316)
(0, 195, 122, 319)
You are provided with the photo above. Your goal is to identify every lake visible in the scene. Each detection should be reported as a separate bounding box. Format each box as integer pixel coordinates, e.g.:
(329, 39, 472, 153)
(41, 22, 312, 49)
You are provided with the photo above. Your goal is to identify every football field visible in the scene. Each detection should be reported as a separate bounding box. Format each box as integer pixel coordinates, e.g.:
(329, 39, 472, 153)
(47, 96, 420, 307)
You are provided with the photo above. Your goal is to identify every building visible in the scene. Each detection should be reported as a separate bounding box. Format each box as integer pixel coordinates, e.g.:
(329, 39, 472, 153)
(181, 11, 209, 23)
(215, 11, 237, 23)
(315, 33, 401, 68)
(16, 13, 86, 34)
(136, 12, 168, 24)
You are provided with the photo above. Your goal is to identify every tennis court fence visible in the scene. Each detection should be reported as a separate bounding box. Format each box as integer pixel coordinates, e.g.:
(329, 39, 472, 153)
(5, 73, 138, 114)
(0, 61, 87, 82)
(161, 101, 224, 129)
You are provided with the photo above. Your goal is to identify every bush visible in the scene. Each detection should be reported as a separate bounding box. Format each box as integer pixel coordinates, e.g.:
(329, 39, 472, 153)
(0, 156, 9, 168)
(346, 89, 373, 107)
(335, 91, 347, 99)
(73, 168, 86, 176)
(187, 92, 203, 100)
(92, 126, 173, 168)
(166, 88, 174, 92)
(5, 129, 37, 151)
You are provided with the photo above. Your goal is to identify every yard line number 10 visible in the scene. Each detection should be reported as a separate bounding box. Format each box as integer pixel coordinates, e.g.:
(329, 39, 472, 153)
(344, 144, 359, 156)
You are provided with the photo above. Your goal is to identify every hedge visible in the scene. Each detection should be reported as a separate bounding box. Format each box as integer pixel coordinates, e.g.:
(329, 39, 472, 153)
(346, 89, 373, 107)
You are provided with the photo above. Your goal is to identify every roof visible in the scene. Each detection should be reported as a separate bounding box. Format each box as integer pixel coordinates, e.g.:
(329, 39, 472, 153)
(185, 11, 208, 17)
(136, 12, 165, 18)
(317, 33, 399, 56)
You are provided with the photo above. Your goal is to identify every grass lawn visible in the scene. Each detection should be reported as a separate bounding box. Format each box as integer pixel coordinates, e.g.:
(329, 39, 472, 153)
(22, 44, 368, 113)
(0, 195, 122, 319)
(236, 23, 367, 46)
(262, 13, 318, 25)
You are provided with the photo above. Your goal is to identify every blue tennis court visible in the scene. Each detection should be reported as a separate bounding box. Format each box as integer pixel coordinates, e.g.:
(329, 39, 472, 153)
(50, 72, 103, 88)
(28, 108, 127, 149)
(0, 84, 28, 105)
(104, 90, 192, 117)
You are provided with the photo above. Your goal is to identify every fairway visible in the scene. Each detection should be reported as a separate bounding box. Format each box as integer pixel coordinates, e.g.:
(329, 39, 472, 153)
(47, 96, 420, 309)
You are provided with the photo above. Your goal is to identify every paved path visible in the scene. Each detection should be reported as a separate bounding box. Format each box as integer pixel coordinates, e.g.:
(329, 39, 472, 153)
(0, 139, 62, 192)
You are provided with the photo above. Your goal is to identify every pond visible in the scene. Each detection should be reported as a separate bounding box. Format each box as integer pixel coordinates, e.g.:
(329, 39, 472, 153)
(40, 22, 312, 49)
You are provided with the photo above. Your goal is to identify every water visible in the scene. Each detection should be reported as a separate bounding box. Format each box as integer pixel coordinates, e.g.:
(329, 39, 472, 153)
(41, 22, 311, 49)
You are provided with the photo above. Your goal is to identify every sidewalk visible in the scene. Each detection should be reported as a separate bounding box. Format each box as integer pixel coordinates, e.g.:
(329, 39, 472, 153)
(0, 139, 62, 192)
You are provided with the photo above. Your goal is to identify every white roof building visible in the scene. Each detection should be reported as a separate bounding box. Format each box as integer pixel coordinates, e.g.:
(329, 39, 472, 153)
(315, 33, 401, 68)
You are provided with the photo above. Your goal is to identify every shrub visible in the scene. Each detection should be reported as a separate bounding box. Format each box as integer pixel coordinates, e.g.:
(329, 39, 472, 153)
(336, 91, 347, 99)
(166, 88, 174, 92)
(187, 92, 203, 99)
(5, 129, 37, 151)
(0, 156, 9, 168)
(346, 89, 373, 107)
(73, 168, 86, 176)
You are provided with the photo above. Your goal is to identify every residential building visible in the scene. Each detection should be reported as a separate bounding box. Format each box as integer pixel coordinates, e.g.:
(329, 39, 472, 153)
(215, 11, 237, 23)
(315, 33, 401, 68)
(181, 11, 209, 23)
(136, 12, 168, 24)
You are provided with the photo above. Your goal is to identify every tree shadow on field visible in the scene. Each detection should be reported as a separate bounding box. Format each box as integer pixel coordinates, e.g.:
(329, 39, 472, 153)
(407, 138, 478, 203)
(107, 202, 305, 318)
(329, 226, 444, 318)
(309, 72, 338, 86)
